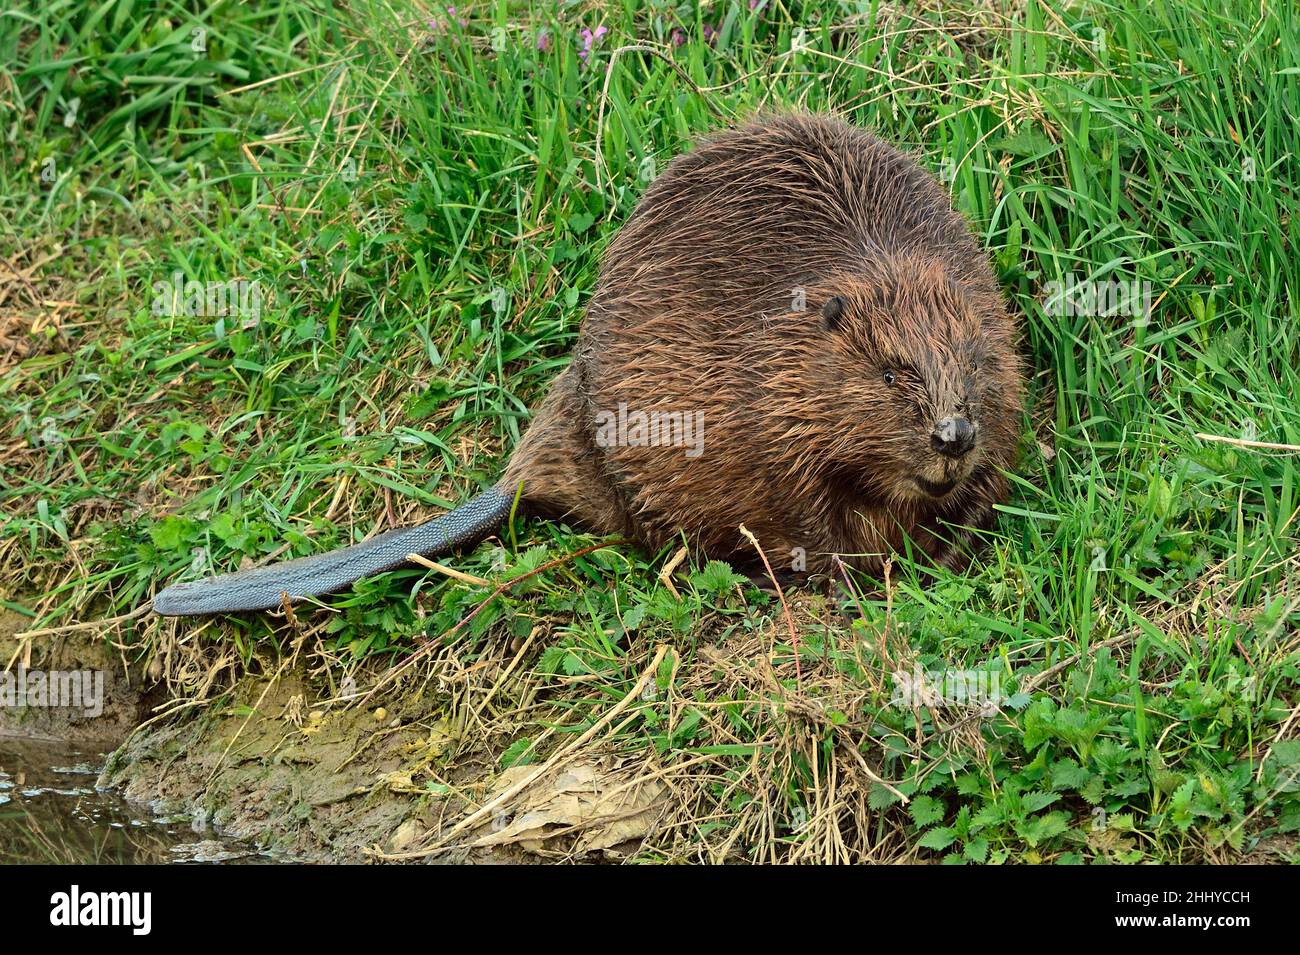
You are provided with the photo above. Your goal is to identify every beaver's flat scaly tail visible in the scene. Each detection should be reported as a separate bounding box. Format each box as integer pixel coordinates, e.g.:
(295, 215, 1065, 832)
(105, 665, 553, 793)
(152, 487, 515, 616)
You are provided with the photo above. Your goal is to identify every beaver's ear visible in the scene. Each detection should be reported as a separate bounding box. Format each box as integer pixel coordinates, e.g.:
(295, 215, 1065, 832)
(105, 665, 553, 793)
(822, 296, 845, 330)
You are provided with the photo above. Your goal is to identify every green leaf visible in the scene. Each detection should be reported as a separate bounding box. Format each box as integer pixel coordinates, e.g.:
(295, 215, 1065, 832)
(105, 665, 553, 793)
(917, 827, 957, 851)
(148, 515, 189, 550)
(909, 795, 945, 828)
(566, 212, 594, 234)
(1277, 801, 1300, 833)
(1049, 758, 1092, 792)
(1016, 811, 1070, 847)
(963, 837, 990, 863)
(868, 784, 902, 811)
(621, 603, 647, 632)
(561, 651, 586, 676)
(537, 646, 567, 675)
(971, 804, 1002, 831)
(500, 737, 534, 768)
(209, 511, 239, 545)
(692, 559, 747, 596)
(1022, 790, 1061, 813)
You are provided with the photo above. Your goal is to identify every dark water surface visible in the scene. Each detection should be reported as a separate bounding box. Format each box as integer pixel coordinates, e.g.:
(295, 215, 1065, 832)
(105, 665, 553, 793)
(0, 736, 267, 864)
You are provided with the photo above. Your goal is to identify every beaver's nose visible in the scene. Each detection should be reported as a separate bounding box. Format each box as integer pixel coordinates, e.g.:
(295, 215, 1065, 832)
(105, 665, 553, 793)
(931, 416, 976, 458)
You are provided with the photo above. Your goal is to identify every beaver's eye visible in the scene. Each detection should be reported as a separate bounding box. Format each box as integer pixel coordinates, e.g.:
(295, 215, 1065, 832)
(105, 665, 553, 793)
(883, 370, 897, 386)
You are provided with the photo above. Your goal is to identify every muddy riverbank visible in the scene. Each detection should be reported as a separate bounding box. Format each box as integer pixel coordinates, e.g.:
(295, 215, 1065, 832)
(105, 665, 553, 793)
(1, 611, 661, 863)
(0, 610, 430, 862)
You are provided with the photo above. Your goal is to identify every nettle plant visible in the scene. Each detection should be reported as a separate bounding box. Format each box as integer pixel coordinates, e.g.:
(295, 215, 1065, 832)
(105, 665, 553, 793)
(870, 633, 1300, 862)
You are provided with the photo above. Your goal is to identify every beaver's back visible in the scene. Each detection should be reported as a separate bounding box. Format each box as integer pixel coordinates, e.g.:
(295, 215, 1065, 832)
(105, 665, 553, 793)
(585, 113, 993, 328)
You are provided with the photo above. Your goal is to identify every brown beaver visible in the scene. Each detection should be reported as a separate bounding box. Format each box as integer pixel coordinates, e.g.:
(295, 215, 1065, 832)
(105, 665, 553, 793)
(153, 113, 1024, 615)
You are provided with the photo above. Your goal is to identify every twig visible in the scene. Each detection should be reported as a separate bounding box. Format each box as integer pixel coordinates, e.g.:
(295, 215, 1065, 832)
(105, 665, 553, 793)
(0, 254, 41, 307)
(1019, 630, 1135, 694)
(739, 524, 801, 686)
(658, 545, 688, 599)
(406, 553, 490, 588)
(1195, 432, 1300, 453)
(11, 605, 152, 641)
(844, 739, 910, 804)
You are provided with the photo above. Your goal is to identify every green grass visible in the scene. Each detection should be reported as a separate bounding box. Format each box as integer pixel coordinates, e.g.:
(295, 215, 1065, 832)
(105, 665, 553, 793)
(2, 0, 1298, 862)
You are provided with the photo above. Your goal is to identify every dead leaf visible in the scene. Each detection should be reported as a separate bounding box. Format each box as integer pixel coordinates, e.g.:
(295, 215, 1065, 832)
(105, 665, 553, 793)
(468, 759, 666, 855)
(388, 818, 423, 852)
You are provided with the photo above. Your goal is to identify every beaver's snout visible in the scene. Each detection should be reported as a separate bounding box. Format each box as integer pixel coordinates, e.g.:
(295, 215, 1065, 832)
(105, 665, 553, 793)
(931, 416, 977, 459)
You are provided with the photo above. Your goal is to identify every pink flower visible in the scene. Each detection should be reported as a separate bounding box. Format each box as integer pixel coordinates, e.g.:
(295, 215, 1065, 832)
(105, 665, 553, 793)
(671, 28, 686, 46)
(537, 29, 551, 52)
(428, 5, 468, 33)
(579, 24, 608, 60)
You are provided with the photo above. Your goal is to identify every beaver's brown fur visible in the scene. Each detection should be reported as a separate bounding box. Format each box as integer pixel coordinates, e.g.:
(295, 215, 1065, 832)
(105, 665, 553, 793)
(502, 113, 1024, 578)
(148, 113, 1027, 616)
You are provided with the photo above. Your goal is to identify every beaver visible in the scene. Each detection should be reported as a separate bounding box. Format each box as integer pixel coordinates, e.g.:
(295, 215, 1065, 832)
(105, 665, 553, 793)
(153, 113, 1024, 615)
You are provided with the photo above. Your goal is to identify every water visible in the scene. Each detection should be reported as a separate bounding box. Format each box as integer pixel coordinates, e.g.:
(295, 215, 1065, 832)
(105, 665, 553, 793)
(0, 737, 267, 865)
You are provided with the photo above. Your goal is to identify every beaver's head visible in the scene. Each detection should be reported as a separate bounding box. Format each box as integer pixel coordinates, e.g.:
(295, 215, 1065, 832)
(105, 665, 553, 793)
(805, 259, 1020, 507)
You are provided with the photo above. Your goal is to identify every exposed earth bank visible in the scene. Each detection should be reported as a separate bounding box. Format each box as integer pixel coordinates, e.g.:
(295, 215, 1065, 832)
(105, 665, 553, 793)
(1, 611, 663, 863)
